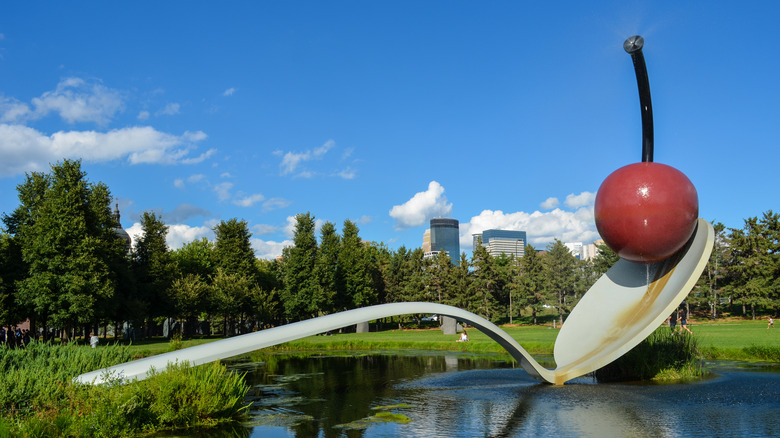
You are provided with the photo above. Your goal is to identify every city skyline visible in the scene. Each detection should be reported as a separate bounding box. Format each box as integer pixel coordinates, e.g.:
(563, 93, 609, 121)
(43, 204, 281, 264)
(1, 2, 778, 259)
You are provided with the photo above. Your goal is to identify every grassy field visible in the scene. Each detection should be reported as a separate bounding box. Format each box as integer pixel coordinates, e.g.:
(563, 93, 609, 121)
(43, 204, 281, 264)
(114, 317, 779, 363)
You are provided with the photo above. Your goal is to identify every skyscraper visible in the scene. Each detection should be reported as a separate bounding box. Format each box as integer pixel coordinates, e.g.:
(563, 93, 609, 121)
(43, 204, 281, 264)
(428, 218, 460, 261)
(473, 229, 526, 258)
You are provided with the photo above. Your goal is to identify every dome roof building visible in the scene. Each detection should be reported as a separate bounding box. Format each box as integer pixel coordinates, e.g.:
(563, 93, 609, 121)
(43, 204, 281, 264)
(112, 204, 132, 254)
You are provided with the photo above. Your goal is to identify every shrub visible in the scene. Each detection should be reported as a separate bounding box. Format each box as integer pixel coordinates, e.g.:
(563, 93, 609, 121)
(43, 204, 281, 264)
(594, 330, 705, 382)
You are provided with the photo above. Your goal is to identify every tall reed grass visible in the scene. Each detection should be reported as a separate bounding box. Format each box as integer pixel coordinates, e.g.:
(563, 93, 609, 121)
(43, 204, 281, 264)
(594, 330, 705, 382)
(0, 343, 249, 437)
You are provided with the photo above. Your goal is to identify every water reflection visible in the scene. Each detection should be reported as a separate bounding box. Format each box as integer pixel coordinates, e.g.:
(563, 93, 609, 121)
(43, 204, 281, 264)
(228, 352, 780, 438)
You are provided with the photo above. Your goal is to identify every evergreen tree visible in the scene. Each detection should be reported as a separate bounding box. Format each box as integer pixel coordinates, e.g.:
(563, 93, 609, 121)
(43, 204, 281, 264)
(449, 253, 472, 310)
(429, 250, 453, 303)
(213, 218, 257, 281)
(13, 160, 125, 336)
(726, 211, 779, 319)
(469, 240, 500, 321)
(170, 273, 209, 336)
(515, 244, 546, 324)
(133, 211, 178, 333)
(544, 239, 578, 325)
(281, 213, 318, 320)
(313, 221, 340, 315)
(336, 220, 376, 309)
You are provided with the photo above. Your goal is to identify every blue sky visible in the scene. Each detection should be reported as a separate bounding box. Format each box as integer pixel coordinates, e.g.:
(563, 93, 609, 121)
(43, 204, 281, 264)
(1, 1, 778, 259)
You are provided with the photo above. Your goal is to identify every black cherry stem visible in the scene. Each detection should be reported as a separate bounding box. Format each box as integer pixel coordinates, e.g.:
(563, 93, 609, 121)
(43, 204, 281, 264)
(624, 35, 654, 163)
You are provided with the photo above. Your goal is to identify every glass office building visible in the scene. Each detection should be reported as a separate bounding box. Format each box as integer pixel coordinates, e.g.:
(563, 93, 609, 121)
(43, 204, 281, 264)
(473, 229, 526, 258)
(429, 218, 461, 260)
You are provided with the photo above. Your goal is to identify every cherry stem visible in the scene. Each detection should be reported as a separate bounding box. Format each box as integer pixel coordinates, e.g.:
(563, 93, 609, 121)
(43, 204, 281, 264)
(624, 35, 654, 163)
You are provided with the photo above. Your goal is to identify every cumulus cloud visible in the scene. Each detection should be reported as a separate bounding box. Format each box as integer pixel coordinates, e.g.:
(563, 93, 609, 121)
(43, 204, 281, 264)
(389, 181, 453, 229)
(276, 139, 335, 176)
(127, 221, 214, 251)
(251, 238, 292, 260)
(540, 197, 559, 210)
(1, 78, 124, 125)
(223, 88, 236, 96)
(0, 124, 213, 177)
(233, 193, 266, 207)
(137, 110, 150, 120)
(565, 191, 596, 208)
(459, 193, 599, 253)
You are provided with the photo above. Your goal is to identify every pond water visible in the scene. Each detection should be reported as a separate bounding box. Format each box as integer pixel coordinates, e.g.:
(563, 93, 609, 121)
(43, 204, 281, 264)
(222, 352, 779, 438)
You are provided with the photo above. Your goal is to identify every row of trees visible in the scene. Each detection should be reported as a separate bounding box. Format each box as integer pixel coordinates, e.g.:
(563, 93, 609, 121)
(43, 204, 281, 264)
(1, 160, 777, 341)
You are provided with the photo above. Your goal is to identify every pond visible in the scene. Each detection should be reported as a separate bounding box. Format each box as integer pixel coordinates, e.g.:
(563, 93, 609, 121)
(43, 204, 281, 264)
(221, 352, 779, 437)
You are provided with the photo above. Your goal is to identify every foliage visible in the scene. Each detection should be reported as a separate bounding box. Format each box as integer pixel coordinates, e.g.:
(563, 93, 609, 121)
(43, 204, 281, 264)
(543, 239, 579, 325)
(0, 344, 249, 437)
(594, 330, 705, 382)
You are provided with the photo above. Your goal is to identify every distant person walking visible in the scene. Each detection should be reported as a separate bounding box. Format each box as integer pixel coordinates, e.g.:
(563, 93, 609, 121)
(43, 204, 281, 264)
(768, 316, 774, 329)
(678, 308, 692, 334)
(668, 311, 678, 333)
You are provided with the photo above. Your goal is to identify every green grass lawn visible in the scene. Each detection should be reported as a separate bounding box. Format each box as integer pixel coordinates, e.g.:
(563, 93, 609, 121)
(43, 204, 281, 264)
(116, 317, 779, 363)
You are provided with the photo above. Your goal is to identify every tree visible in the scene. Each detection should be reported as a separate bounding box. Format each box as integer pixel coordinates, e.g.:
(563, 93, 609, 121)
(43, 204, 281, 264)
(214, 218, 257, 281)
(12, 160, 126, 337)
(469, 239, 500, 321)
(313, 221, 340, 315)
(692, 222, 729, 319)
(281, 213, 318, 320)
(543, 239, 579, 325)
(173, 237, 216, 281)
(726, 211, 779, 319)
(336, 220, 376, 309)
(133, 211, 178, 334)
(514, 244, 547, 324)
(169, 273, 209, 336)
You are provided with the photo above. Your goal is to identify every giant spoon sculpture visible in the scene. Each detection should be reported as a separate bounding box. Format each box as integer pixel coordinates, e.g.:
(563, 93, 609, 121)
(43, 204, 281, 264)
(78, 36, 713, 386)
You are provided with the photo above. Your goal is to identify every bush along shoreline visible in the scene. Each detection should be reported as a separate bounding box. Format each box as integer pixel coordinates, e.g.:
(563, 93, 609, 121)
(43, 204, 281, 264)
(0, 343, 250, 437)
(594, 330, 706, 383)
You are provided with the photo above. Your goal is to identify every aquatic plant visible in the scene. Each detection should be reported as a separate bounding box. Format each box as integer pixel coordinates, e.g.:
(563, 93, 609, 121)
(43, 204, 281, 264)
(594, 330, 705, 382)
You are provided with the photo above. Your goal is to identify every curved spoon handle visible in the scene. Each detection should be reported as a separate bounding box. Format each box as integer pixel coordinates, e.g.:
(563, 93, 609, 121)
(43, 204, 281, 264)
(76, 302, 555, 385)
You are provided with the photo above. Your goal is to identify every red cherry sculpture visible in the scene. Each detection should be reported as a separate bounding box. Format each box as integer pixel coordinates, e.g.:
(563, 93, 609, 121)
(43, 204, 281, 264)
(595, 36, 700, 264)
(594, 162, 698, 263)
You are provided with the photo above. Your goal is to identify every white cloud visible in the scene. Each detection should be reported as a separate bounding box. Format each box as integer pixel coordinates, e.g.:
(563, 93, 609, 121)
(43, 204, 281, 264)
(262, 197, 291, 212)
(166, 224, 213, 249)
(127, 222, 214, 251)
(337, 167, 356, 179)
(23, 78, 124, 125)
(251, 238, 293, 260)
(541, 197, 559, 210)
(281, 215, 325, 239)
(233, 193, 266, 207)
(156, 102, 180, 116)
(212, 181, 234, 201)
(277, 139, 335, 176)
(0, 97, 32, 122)
(0, 124, 213, 177)
(565, 191, 596, 208)
(181, 147, 216, 164)
(173, 178, 185, 189)
(389, 181, 452, 229)
(459, 195, 599, 253)
(137, 110, 150, 120)
(223, 88, 236, 96)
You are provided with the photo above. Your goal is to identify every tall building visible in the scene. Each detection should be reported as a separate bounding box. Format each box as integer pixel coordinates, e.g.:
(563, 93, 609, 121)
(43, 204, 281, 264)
(426, 218, 460, 261)
(473, 229, 526, 258)
(564, 241, 583, 259)
(422, 229, 431, 253)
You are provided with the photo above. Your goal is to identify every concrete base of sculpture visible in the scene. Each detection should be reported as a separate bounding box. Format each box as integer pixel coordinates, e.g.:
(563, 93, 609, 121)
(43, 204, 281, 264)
(440, 316, 457, 335)
(356, 322, 369, 333)
(76, 219, 712, 386)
